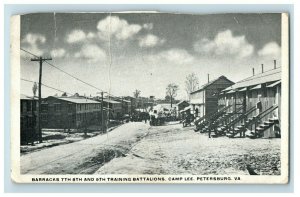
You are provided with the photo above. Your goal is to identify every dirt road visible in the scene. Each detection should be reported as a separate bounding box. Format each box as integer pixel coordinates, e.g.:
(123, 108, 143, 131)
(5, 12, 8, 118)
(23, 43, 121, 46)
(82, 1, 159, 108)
(21, 122, 150, 174)
(21, 121, 280, 175)
(95, 123, 281, 175)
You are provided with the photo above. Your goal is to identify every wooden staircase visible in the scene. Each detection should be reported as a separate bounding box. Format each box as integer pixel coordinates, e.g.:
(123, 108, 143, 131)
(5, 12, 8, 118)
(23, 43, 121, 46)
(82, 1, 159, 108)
(205, 105, 245, 137)
(208, 105, 256, 138)
(228, 105, 279, 139)
(194, 105, 232, 132)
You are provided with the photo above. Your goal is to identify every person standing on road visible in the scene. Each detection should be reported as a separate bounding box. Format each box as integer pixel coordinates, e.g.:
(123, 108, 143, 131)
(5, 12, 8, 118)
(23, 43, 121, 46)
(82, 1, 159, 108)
(144, 113, 148, 124)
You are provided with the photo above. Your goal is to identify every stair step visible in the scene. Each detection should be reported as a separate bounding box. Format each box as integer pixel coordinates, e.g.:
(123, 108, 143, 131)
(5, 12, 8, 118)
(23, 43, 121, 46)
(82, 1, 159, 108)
(237, 125, 244, 129)
(264, 121, 273, 125)
(256, 127, 264, 132)
(269, 117, 279, 123)
(211, 134, 218, 138)
(259, 124, 269, 128)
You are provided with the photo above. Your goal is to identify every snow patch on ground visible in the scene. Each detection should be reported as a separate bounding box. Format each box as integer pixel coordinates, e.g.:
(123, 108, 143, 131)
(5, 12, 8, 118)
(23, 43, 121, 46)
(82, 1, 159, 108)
(95, 123, 280, 175)
(21, 122, 150, 174)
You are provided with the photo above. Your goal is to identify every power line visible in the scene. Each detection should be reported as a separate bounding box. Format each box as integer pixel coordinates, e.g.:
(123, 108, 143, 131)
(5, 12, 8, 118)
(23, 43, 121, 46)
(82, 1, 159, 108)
(20, 48, 39, 58)
(44, 60, 104, 92)
(21, 78, 73, 95)
(20, 47, 121, 98)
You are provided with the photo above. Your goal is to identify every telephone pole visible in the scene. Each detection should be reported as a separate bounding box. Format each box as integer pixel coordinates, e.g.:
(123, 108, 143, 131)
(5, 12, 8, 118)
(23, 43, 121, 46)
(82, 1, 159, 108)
(97, 91, 107, 132)
(31, 56, 52, 143)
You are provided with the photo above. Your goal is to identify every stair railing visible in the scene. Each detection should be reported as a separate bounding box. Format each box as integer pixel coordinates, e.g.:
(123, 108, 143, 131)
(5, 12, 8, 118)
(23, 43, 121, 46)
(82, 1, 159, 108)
(224, 105, 256, 133)
(195, 104, 232, 126)
(251, 105, 278, 136)
(210, 105, 244, 129)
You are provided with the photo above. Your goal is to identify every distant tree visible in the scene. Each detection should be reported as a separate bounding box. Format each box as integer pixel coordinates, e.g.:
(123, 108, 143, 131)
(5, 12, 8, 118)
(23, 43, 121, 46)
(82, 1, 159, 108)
(166, 83, 179, 107)
(62, 92, 67, 97)
(32, 82, 38, 97)
(185, 73, 199, 100)
(165, 95, 171, 102)
(133, 89, 141, 98)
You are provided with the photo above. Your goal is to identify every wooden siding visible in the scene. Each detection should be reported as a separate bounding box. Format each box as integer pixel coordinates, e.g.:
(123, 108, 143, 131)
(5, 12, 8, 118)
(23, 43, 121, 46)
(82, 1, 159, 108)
(190, 76, 234, 118)
(42, 97, 102, 129)
(20, 99, 38, 145)
(218, 82, 281, 138)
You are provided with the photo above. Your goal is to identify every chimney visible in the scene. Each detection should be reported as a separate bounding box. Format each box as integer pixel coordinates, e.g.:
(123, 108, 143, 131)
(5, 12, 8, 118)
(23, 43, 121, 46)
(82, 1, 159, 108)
(261, 64, 264, 73)
(208, 74, 210, 83)
(274, 60, 277, 69)
(252, 68, 255, 76)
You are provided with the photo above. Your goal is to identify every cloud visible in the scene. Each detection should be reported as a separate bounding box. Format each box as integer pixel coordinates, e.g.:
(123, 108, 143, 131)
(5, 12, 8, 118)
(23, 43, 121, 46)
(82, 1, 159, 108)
(149, 48, 194, 64)
(258, 42, 281, 58)
(87, 32, 96, 39)
(143, 23, 153, 30)
(50, 48, 66, 58)
(194, 29, 254, 58)
(22, 33, 46, 45)
(74, 44, 106, 63)
(21, 33, 46, 56)
(138, 34, 165, 47)
(97, 16, 142, 41)
(66, 30, 87, 43)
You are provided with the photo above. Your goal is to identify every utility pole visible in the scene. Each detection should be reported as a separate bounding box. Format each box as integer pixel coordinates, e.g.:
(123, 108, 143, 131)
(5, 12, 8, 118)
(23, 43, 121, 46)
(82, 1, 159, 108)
(31, 56, 52, 143)
(121, 96, 124, 116)
(97, 91, 106, 132)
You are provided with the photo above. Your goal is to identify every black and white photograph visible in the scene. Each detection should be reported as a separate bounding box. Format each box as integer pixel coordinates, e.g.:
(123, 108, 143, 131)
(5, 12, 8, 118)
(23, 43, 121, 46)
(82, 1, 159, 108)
(10, 12, 289, 183)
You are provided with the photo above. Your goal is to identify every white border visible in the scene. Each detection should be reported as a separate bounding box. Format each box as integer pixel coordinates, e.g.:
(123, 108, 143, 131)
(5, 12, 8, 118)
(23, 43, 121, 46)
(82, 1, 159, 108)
(9, 12, 290, 184)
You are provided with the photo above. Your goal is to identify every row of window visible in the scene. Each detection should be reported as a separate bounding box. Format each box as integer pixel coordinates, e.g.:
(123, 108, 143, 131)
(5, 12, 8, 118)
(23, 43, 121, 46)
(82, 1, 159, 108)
(77, 112, 100, 122)
(39, 103, 101, 112)
(76, 103, 101, 111)
(21, 101, 37, 113)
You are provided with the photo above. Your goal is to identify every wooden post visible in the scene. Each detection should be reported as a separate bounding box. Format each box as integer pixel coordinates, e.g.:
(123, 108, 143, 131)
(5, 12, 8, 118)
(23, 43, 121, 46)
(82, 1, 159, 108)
(31, 56, 52, 143)
(101, 92, 105, 132)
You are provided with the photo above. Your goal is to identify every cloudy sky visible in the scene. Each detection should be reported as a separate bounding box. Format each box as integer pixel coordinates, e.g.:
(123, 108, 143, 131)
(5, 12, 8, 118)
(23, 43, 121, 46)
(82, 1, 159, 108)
(20, 13, 282, 99)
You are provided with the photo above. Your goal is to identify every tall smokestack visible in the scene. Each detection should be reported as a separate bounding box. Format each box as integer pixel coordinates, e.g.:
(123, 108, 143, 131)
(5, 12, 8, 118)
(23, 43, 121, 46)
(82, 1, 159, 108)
(252, 68, 255, 76)
(261, 64, 264, 73)
(208, 74, 210, 83)
(274, 60, 277, 69)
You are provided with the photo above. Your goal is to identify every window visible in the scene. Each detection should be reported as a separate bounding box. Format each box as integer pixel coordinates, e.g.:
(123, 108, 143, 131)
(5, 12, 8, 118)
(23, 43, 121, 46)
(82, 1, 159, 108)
(262, 85, 267, 97)
(32, 101, 37, 111)
(26, 101, 32, 112)
(21, 101, 25, 113)
(41, 114, 48, 121)
(41, 103, 48, 112)
(68, 103, 73, 112)
(54, 103, 61, 112)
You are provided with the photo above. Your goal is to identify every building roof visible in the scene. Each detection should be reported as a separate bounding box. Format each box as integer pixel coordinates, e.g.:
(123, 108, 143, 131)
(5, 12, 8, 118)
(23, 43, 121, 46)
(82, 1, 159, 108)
(223, 67, 281, 92)
(49, 96, 101, 104)
(114, 98, 131, 103)
(20, 94, 38, 100)
(103, 99, 121, 104)
(190, 75, 234, 94)
(176, 100, 189, 106)
(180, 106, 192, 112)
